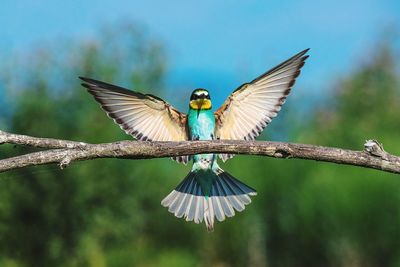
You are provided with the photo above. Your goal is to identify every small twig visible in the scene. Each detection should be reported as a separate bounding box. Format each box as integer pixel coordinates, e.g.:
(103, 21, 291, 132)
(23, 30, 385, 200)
(0, 130, 399, 174)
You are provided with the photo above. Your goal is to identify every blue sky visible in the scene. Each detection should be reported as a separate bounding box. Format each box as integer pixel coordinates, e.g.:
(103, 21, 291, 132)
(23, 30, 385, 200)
(1, 0, 399, 107)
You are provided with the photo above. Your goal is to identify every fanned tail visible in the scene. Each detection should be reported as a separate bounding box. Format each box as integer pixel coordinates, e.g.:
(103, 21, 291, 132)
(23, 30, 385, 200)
(161, 167, 256, 231)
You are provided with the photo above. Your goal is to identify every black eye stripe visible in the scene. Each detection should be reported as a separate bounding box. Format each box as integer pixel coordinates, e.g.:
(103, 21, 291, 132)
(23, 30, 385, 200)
(190, 91, 210, 100)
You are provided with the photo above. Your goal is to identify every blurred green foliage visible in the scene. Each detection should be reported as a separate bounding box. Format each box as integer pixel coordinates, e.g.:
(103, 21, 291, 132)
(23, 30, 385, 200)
(0, 23, 399, 267)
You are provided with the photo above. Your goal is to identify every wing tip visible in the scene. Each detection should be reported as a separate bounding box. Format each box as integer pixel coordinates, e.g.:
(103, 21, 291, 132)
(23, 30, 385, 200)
(79, 76, 98, 86)
(79, 76, 104, 92)
(300, 47, 311, 54)
(299, 49, 310, 64)
(297, 48, 310, 58)
(292, 48, 310, 65)
(81, 83, 91, 90)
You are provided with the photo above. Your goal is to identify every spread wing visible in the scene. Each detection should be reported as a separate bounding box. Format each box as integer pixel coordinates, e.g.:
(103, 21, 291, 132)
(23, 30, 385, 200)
(80, 77, 189, 164)
(214, 49, 309, 161)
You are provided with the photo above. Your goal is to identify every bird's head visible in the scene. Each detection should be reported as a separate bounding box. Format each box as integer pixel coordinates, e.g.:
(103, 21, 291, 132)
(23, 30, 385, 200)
(189, 88, 212, 110)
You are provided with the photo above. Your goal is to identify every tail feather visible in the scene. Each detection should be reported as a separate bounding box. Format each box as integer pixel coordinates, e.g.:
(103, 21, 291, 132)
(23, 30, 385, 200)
(185, 195, 195, 221)
(204, 198, 215, 230)
(161, 167, 256, 231)
(194, 196, 204, 223)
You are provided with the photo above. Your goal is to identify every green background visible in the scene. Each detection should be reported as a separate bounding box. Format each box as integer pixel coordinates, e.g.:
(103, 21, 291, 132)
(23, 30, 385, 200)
(0, 23, 399, 267)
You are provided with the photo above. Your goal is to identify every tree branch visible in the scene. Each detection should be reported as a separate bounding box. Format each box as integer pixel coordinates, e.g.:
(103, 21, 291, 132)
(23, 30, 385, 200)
(1, 130, 399, 174)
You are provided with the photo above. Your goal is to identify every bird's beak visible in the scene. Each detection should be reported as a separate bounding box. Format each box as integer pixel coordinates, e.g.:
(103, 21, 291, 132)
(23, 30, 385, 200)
(197, 99, 205, 109)
(196, 99, 204, 118)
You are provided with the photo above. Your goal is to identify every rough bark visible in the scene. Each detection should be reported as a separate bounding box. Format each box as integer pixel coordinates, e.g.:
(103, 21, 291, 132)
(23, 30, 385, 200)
(0, 130, 399, 174)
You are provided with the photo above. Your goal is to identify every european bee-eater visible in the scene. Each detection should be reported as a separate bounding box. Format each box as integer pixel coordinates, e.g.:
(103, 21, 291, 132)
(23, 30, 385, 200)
(80, 48, 309, 231)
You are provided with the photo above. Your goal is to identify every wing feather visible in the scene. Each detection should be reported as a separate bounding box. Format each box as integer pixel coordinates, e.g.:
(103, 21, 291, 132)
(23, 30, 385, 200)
(214, 49, 309, 161)
(80, 77, 189, 164)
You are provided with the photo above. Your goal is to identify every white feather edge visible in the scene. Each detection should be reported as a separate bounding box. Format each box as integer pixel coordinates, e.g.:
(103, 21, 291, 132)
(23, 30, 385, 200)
(161, 190, 257, 226)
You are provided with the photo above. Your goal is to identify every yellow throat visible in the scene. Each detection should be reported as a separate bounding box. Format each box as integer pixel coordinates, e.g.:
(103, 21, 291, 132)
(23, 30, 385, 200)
(190, 99, 212, 110)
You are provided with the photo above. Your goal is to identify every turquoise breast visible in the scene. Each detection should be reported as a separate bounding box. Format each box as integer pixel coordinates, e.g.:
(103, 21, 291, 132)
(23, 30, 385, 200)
(187, 109, 215, 141)
(188, 109, 216, 168)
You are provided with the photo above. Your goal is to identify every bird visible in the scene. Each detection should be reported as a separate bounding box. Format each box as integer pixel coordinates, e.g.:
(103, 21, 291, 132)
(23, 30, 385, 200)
(80, 48, 309, 231)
